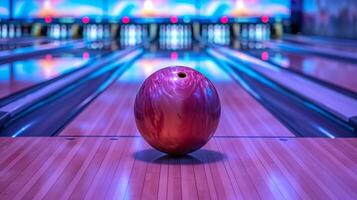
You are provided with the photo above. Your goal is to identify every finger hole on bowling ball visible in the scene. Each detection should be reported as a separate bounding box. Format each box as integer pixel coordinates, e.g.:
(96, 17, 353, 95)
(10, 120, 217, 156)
(177, 72, 186, 78)
(133, 149, 225, 165)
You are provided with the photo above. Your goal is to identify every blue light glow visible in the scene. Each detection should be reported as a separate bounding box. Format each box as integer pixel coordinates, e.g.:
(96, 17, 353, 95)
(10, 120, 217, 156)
(199, 0, 290, 18)
(0, 0, 9, 18)
(109, 0, 197, 18)
(12, 123, 32, 138)
(14, 0, 103, 18)
(13, 0, 291, 19)
(317, 126, 335, 139)
(119, 53, 231, 83)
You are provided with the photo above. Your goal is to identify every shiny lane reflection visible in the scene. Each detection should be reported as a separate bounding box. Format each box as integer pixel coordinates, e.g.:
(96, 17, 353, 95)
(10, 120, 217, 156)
(0, 55, 88, 99)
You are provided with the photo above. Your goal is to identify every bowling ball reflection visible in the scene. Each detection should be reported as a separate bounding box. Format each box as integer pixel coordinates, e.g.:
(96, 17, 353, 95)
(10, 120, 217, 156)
(134, 66, 221, 155)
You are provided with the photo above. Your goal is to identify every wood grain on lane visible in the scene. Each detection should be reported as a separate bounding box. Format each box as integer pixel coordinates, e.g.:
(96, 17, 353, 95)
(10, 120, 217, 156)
(1, 137, 356, 199)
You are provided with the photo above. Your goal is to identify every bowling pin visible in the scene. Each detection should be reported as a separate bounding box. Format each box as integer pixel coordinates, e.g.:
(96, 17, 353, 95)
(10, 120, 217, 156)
(90, 25, 97, 41)
(128, 25, 135, 46)
(2, 24, 8, 38)
(61, 24, 66, 39)
(159, 25, 163, 43)
(164, 25, 169, 48)
(83, 25, 87, 41)
(208, 25, 213, 43)
(123, 25, 128, 46)
(98, 25, 104, 40)
(249, 24, 254, 41)
(182, 25, 187, 48)
(136, 25, 141, 44)
(255, 24, 262, 41)
(87, 25, 91, 41)
(178, 25, 182, 48)
(242, 24, 248, 40)
(221, 25, 224, 44)
(69, 25, 73, 39)
(51, 25, 54, 38)
(201, 25, 205, 41)
(119, 26, 123, 45)
(47, 26, 51, 38)
(226, 25, 231, 45)
(266, 24, 271, 41)
(139, 25, 143, 43)
(104, 25, 110, 39)
(50, 25, 54, 39)
(144, 25, 147, 40)
(9, 24, 14, 38)
(213, 24, 219, 44)
(54, 24, 61, 39)
(49, 25, 53, 39)
(222, 25, 225, 45)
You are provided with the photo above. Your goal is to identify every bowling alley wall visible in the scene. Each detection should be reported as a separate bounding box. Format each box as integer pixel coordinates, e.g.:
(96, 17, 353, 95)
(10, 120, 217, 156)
(302, 0, 357, 39)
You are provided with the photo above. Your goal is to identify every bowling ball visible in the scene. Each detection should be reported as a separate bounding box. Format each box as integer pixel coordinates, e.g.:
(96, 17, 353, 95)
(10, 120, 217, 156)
(134, 66, 221, 155)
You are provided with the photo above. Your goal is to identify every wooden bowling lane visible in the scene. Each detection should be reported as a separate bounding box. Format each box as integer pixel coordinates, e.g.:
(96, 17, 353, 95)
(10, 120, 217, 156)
(60, 55, 294, 137)
(0, 137, 356, 199)
(0, 75, 33, 99)
(214, 82, 293, 137)
(60, 82, 140, 136)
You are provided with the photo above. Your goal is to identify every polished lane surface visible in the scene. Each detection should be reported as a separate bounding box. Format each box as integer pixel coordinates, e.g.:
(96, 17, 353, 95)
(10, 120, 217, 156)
(282, 36, 357, 53)
(0, 37, 55, 51)
(61, 51, 294, 137)
(0, 50, 99, 99)
(247, 49, 357, 93)
(1, 137, 356, 199)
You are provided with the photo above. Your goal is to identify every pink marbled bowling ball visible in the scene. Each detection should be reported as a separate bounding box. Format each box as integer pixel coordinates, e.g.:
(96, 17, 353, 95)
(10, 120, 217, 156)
(134, 66, 221, 155)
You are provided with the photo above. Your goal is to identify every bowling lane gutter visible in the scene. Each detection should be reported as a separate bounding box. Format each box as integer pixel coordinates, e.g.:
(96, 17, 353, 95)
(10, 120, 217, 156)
(206, 46, 356, 137)
(0, 47, 143, 137)
(0, 39, 87, 65)
(244, 50, 357, 99)
(268, 40, 357, 63)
